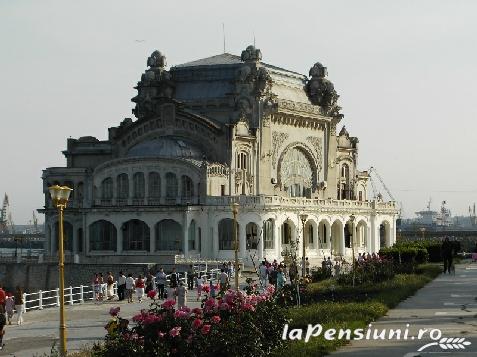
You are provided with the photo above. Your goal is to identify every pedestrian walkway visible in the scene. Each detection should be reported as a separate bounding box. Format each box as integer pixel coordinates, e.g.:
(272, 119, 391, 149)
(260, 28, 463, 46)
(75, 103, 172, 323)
(1, 293, 202, 356)
(331, 262, 477, 357)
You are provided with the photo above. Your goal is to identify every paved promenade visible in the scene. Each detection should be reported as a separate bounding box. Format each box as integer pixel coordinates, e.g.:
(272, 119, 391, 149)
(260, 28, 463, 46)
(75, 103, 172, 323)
(332, 262, 477, 357)
(1, 293, 202, 356)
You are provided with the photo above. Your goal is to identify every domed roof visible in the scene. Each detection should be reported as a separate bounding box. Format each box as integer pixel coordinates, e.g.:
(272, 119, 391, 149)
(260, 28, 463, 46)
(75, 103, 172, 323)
(127, 137, 204, 159)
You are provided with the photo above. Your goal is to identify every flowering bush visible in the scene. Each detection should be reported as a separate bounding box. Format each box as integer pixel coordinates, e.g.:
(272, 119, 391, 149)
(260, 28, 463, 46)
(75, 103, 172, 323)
(93, 286, 287, 357)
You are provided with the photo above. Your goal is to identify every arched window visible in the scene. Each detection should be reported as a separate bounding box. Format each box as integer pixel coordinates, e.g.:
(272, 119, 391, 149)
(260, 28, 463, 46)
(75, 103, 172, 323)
(246, 222, 258, 249)
(117, 174, 129, 199)
(181, 175, 194, 199)
(156, 219, 183, 251)
(101, 178, 113, 199)
(89, 220, 117, 251)
(218, 219, 239, 250)
(133, 172, 145, 199)
(280, 147, 313, 198)
(281, 222, 292, 245)
(122, 219, 150, 251)
(263, 219, 274, 249)
(237, 152, 248, 170)
(55, 221, 73, 252)
(148, 172, 161, 198)
(188, 220, 196, 250)
(166, 173, 178, 198)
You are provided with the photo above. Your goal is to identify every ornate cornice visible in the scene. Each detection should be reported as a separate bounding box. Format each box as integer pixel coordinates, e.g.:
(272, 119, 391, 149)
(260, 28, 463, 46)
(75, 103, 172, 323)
(270, 113, 326, 130)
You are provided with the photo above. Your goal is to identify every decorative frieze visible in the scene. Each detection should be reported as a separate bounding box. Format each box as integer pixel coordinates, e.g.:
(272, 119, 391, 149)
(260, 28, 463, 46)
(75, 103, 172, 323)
(271, 132, 289, 168)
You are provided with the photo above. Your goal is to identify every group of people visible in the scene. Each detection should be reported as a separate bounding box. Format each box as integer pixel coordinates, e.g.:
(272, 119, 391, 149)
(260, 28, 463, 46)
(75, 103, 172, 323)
(0, 285, 25, 350)
(258, 259, 291, 289)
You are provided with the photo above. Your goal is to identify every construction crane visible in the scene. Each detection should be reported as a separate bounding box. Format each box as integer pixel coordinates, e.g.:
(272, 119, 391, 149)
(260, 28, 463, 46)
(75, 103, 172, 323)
(368, 166, 401, 219)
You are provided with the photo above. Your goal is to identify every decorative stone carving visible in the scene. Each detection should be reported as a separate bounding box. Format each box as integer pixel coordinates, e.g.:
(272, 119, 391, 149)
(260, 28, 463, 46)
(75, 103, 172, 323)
(272, 132, 289, 168)
(232, 45, 275, 128)
(306, 62, 343, 119)
(132, 50, 175, 119)
(306, 136, 323, 172)
(339, 126, 349, 137)
(241, 45, 262, 63)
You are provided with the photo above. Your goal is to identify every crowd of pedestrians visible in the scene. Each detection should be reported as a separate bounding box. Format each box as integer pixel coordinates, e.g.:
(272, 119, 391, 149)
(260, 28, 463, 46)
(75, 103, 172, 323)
(0, 284, 26, 350)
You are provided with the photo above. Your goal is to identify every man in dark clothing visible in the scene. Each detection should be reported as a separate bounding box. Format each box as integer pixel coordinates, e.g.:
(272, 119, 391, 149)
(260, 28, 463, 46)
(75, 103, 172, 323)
(441, 237, 453, 274)
(187, 265, 195, 290)
(170, 267, 178, 288)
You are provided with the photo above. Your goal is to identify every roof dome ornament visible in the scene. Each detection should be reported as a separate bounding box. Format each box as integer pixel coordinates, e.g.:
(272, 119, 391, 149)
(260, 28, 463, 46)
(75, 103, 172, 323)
(147, 50, 167, 68)
(241, 45, 262, 63)
(132, 50, 175, 119)
(339, 125, 349, 137)
(306, 62, 343, 119)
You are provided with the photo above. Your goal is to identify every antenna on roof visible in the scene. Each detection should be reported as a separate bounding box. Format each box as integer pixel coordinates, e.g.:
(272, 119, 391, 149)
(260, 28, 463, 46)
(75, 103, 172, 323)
(222, 23, 226, 53)
(253, 32, 256, 47)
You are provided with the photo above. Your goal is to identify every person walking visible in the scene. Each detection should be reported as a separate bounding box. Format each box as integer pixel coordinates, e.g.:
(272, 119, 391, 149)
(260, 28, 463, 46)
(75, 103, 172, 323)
(135, 275, 145, 302)
(117, 271, 126, 301)
(276, 268, 286, 289)
(5, 295, 14, 325)
(125, 274, 135, 303)
(155, 268, 167, 299)
(219, 269, 229, 291)
(145, 272, 155, 295)
(259, 261, 268, 288)
(197, 275, 206, 301)
(442, 237, 454, 274)
(187, 265, 195, 291)
(98, 273, 105, 301)
(14, 287, 24, 325)
(168, 267, 178, 301)
(0, 303, 5, 350)
(177, 282, 187, 308)
(106, 272, 115, 300)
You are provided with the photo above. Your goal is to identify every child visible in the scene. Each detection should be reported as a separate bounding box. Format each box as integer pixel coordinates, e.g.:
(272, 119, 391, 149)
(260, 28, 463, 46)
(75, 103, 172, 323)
(177, 282, 187, 308)
(5, 294, 14, 325)
(125, 274, 135, 303)
(135, 275, 145, 303)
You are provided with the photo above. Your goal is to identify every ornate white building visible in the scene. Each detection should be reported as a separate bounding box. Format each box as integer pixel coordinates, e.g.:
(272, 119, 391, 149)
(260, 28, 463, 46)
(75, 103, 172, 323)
(40, 46, 398, 265)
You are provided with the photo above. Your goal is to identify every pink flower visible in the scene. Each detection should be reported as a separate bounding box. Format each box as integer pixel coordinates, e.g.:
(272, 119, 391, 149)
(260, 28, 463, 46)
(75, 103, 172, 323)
(192, 307, 203, 315)
(202, 285, 210, 294)
(161, 299, 176, 309)
(192, 318, 203, 329)
(211, 315, 221, 324)
(174, 310, 189, 319)
(147, 290, 157, 299)
(109, 306, 120, 316)
(158, 331, 165, 338)
(219, 302, 230, 311)
(169, 326, 182, 337)
(243, 303, 255, 312)
(201, 324, 211, 335)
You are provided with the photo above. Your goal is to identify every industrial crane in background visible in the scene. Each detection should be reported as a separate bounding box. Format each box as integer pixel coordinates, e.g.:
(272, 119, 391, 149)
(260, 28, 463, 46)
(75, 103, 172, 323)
(368, 166, 401, 218)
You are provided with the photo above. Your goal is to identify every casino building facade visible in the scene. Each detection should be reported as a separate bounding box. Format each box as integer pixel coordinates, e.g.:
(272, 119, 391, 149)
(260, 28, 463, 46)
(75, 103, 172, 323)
(41, 45, 398, 265)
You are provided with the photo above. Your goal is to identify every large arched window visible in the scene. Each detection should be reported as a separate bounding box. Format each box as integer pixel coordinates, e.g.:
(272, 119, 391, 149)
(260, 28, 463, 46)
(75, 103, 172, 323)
(246, 222, 258, 250)
(148, 172, 161, 198)
(188, 220, 196, 250)
(101, 178, 113, 199)
(117, 173, 129, 199)
(89, 220, 117, 251)
(280, 147, 313, 198)
(156, 219, 183, 251)
(122, 219, 150, 251)
(133, 172, 145, 199)
(55, 221, 73, 252)
(218, 219, 239, 250)
(181, 175, 194, 199)
(166, 173, 178, 199)
(263, 219, 274, 249)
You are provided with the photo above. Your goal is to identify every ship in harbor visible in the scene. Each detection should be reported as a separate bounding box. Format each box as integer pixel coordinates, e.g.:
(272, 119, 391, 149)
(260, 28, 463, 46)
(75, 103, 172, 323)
(414, 199, 452, 228)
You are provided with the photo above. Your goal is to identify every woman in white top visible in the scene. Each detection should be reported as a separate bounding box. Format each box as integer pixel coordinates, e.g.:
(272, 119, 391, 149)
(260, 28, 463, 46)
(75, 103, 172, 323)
(125, 274, 135, 303)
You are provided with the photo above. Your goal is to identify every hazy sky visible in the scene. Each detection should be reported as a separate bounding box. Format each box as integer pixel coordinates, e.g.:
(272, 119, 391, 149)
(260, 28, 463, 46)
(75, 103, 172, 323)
(1, 0, 477, 223)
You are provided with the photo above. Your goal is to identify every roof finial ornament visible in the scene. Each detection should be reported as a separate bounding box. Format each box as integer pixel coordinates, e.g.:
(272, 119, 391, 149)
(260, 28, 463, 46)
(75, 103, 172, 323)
(241, 45, 262, 63)
(147, 50, 166, 68)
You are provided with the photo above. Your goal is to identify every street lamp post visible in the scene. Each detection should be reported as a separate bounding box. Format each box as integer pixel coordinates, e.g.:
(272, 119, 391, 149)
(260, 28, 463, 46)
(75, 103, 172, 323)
(299, 214, 308, 277)
(232, 202, 240, 290)
(349, 214, 356, 287)
(48, 185, 73, 357)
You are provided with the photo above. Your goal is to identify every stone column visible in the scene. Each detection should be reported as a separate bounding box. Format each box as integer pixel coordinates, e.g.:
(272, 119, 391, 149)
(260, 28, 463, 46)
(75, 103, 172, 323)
(72, 226, 78, 255)
(116, 222, 123, 254)
(340, 224, 346, 256)
(128, 173, 133, 204)
(314, 223, 319, 252)
(183, 213, 189, 258)
(149, 220, 156, 253)
(144, 172, 149, 203)
(370, 214, 377, 253)
(239, 221, 246, 259)
(212, 225, 218, 258)
(326, 224, 332, 250)
(257, 224, 264, 261)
